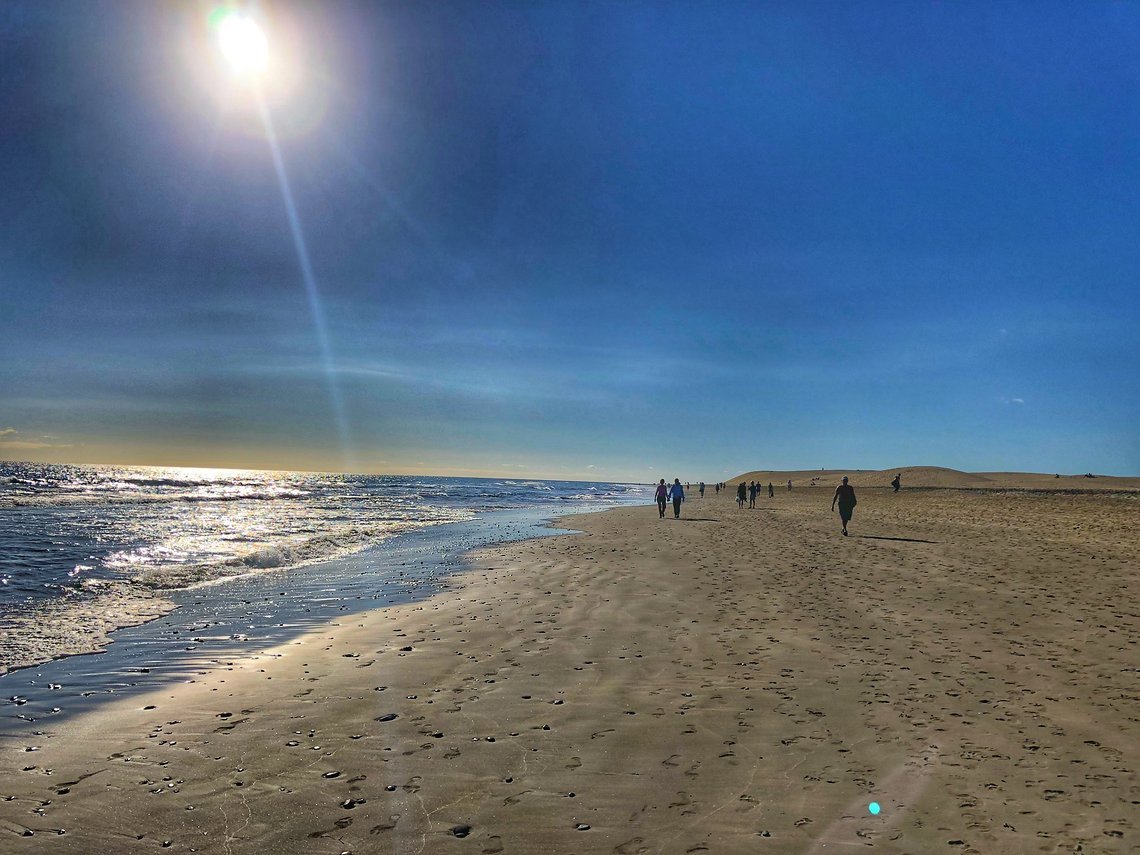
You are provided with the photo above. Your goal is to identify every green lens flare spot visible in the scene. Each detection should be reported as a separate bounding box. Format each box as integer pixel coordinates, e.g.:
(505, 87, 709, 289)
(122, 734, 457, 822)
(208, 7, 235, 30)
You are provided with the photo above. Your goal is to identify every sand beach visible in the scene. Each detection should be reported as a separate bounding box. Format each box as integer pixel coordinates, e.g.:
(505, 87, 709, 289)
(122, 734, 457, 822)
(1, 477, 1137, 853)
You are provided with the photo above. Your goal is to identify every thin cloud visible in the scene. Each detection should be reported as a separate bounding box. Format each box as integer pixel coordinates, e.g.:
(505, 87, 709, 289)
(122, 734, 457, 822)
(0, 428, 73, 449)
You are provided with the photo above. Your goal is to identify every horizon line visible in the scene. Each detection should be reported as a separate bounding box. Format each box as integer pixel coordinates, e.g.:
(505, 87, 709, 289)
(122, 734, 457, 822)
(2, 456, 1137, 483)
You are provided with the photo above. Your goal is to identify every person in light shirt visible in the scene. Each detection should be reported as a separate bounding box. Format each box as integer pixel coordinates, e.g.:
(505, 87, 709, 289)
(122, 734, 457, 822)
(668, 478, 685, 519)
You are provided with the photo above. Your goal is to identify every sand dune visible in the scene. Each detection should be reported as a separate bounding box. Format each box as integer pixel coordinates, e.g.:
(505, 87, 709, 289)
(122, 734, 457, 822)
(728, 466, 1140, 490)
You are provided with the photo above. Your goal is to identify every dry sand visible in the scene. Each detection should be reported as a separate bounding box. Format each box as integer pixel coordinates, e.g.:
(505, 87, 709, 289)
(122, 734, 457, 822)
(1, 485, 1137, 853)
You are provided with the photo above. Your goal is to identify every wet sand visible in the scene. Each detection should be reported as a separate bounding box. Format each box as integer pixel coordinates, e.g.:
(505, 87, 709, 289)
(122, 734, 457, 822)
(1, 487, 1136, 853)
(0, 586, 177, 677)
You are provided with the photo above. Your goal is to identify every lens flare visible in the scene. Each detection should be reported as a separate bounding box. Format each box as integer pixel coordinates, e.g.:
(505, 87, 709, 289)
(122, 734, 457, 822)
(215, 12, 268, 77)
(256, 98, 356, 470)
(205, 7, 355, 470)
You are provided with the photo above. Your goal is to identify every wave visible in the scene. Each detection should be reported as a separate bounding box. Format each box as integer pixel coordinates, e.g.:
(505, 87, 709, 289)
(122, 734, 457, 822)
(126, 517, 467, 590)
(0, 489, 312, 509)
(0, 582, 177, 675)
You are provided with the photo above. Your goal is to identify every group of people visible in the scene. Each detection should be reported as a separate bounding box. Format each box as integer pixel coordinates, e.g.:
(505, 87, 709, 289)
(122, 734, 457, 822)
(734, 480, 775, 508)
(656, 473, 903, 536)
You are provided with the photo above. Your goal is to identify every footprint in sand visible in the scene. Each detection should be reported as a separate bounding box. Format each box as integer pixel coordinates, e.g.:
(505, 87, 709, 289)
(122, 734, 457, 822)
(369, 815, 400, 834)
(669, 792, 697, 815)
(401, 776, 422, 793)
(307, 817, 353, 839)
(613, 838, 648, 854)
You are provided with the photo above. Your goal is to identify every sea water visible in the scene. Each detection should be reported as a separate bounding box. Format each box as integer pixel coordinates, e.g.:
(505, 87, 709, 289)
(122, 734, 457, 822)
(0, 462, 648, 685)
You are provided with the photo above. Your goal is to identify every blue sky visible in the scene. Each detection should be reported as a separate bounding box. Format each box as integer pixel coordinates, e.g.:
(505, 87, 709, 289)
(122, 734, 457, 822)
(1, 1, 1137, 480)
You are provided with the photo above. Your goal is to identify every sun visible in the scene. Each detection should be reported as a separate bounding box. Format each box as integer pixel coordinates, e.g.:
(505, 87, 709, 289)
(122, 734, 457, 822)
(214, 10, 269, 78)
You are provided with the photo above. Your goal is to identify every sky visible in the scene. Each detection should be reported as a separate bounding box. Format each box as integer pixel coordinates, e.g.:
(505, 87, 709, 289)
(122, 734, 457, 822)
(1, 1, 1138, 481)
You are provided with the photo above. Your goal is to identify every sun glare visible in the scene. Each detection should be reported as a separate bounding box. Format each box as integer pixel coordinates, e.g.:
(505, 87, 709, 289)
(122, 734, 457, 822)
(215, 11, 269, 78)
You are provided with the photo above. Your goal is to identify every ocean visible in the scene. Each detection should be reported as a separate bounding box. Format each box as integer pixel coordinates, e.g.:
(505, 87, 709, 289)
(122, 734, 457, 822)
(0, 462, 649, 683)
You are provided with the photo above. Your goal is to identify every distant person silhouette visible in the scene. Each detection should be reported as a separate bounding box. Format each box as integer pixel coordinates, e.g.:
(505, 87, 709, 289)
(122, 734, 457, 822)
(654, 479, 668, 518)
(768, 481, 774, 498)
(891, 473, 901, 493)
(748, 481, 757, 508)
(699, 481, 705, 498)
(736, 482, 746, 508)
(831, 476, 857, 536)
(669, 478, 685, 518)
(787, 479, 792, 491)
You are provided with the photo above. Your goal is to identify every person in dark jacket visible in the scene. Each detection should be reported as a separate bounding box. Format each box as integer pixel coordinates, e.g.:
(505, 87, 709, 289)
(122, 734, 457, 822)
(831, 476, 857, 536)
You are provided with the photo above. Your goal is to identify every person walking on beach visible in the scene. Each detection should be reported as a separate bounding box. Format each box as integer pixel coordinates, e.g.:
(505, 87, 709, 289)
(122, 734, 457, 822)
(831, 476, 857, 536)
(699, 482, 705, 498)
(655, 479, 668, 518)
(891, 473, 901, 493)
(768, 481, 774, 498)
(787, 479, 793, 491)
(736, 481, 746, 508)
(748, 481, 757, 508)
(669, 478, 685, 518)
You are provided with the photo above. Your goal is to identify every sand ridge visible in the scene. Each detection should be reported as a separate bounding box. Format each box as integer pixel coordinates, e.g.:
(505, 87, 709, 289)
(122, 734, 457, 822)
(729, 466, 1140, 491)
(0, 488, 1136, 853)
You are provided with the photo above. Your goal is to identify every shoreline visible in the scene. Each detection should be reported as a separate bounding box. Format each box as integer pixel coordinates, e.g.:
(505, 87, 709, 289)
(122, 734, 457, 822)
(1, 489, 1136, 852)
(0, 505, 614, 709)
(0, 466, 649, 678)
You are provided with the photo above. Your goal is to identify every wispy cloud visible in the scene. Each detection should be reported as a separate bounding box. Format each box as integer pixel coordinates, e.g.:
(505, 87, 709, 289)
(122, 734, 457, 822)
(0, 428, 73, 449)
